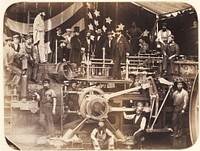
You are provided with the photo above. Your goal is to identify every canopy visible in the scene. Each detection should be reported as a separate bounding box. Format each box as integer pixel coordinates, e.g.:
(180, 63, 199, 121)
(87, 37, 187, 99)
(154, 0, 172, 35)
(132, 2, 192, 16)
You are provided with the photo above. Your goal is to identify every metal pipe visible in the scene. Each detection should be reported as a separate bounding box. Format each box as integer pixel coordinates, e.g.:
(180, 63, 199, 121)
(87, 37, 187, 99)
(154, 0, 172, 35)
(150, 85, 173, 129)
(55, 39, 58, 64)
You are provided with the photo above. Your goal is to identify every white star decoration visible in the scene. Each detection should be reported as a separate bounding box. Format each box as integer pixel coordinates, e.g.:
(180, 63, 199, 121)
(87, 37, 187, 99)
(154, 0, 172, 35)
(102, 25, 107, 32)
(106, 17, 112, 24)
(94, 20, 99, 26)
(88, 23, 94, 31)
(142, 29, 150, 37)
(88, 12, 93, 19)
(118, 23, 125, 30)
(94, 10, 100, 17)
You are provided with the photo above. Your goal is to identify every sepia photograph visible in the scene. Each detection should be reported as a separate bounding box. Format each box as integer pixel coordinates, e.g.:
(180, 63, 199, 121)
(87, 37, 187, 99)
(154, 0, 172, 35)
(2, 1, 199, 150)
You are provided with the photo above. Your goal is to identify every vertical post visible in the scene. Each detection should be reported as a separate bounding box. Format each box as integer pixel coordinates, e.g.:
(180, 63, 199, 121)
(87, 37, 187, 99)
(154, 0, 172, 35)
(87, 51, 90, 80)
(102, 48, 105, 76)
(115, 2, 119, 28)
(55, 39, 58, 64)
(125, 53, 129, 80)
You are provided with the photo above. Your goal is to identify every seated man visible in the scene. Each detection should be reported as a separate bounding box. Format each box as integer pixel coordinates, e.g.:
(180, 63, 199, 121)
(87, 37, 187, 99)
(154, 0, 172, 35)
(123, 102, 147, 147)
(90, 120, 115, 150)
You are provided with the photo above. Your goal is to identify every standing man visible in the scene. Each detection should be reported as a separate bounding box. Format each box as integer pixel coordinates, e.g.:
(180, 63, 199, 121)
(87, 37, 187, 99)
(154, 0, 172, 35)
(35, 79, 57, 137)
(171, 79, 189, 137)
(127, 22, 142, 55)
(103, 31, 114, 59)
(82, 30, 94, 60)
(33, 10, 46, 63)
(63, 28, 73, 61)
(12, 34, 22, 68)
(111, 28, 130, 79)
(163, 35, 180, 75)
(94, 29, 106, 59)
(90, 120, 115, 150)
(49, 27, 65, 63)
(20, 35, 39, 82)
(123, 102, 147, 148)
(70, 26, 82, 67)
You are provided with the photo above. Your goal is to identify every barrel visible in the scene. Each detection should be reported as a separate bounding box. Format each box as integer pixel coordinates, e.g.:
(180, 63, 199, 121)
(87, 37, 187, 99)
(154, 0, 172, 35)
(48, 62, 77, 83)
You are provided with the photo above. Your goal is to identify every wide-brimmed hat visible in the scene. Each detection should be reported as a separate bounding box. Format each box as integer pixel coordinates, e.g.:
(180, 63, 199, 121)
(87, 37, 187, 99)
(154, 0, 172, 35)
(5, 37, 13, 42)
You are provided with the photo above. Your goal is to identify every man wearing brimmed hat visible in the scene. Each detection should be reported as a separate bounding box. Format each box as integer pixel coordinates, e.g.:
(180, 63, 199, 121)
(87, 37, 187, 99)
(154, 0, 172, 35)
(4, 37, 27, 86)
(91, 119, 115, 150)
(102, 31, 114, 59)
(35, 79, 57, 137)
(33, 10, 46, 63)
(70, 26, 82, 67)
(123, 102, 147, 148)
(111, 27, 130, 79)
(171, 79, 188, 137)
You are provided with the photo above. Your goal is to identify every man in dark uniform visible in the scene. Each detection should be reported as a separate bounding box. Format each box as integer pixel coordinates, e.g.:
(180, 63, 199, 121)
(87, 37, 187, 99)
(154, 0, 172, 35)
(70, 26, 82, 67)
(103, 31, 114, 59)
(171, 79, 188, 137)
(90, 120, 115, 150)
(123, 102, 147, 147)
(94, 29, 106, 59)
(35, 79, 57, 136)
(111, 28, 130, 79)
(12, 34, 22, 68)
(49, 27, 65, 63)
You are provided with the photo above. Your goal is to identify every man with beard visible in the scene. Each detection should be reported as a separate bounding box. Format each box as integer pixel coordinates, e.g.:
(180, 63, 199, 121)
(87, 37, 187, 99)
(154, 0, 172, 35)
(82, 30, 94, 60)
(156, 22, 172, 53)
(33, 10, 46, 63)
(70, 26, 82, 67)
(123, 102, 147, 148)
(49, 27, 66, 63)
(35, 79, 57, 137)
(94, 29, 106, 59)
(127, 22, 142, 55)
(111, 28, 130, 79)
(63, 28, 73, 61)
(90, 120, 115, 150)
(171, 79, 188, 137)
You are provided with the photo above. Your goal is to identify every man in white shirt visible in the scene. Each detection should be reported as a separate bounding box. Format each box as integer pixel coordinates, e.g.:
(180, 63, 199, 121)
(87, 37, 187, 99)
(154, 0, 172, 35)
(123, 102, 146, 146)
(90, 120, 115, 150)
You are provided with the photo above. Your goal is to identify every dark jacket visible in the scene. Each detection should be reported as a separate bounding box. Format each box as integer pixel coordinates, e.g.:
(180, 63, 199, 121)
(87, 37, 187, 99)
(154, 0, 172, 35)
(94, 34, 106, 58)
(103, 38, 114, 59)
(70, 35, 82, 66)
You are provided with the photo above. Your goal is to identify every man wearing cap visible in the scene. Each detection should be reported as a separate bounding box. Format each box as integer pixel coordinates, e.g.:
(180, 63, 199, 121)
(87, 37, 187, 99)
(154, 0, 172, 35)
(171, 79, 188, 137)
(33, 10, 46, 63)
(35, 79, 57, 136)
(163, 35, 180, 75)
(111, 28, 130, 79)
(12, 34, 21, 52)
(123, 102, 147, 147)
(103, 31, 114, 59)
(49, 27, 65, 63)
(63, 28, 73, 61)
(4, 37, 27, 86)
(70, 26, 82, 67)
(90, 120, 115, 150)
(127, 22, 142, 55)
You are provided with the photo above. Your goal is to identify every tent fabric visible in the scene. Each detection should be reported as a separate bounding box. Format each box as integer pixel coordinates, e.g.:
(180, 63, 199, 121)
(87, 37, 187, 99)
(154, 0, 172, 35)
(132, 2, 192, 15)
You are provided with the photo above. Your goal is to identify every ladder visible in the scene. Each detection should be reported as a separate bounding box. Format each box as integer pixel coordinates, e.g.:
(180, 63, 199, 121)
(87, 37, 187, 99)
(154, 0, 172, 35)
(4, 98, 12, 134)
(27, 10, 37, 35)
